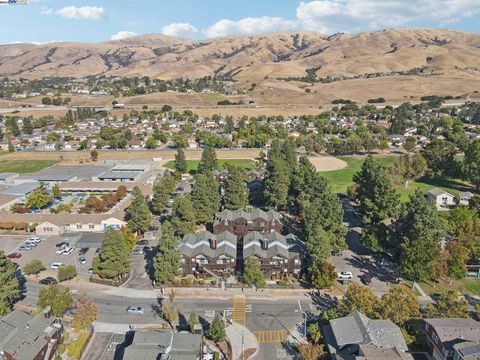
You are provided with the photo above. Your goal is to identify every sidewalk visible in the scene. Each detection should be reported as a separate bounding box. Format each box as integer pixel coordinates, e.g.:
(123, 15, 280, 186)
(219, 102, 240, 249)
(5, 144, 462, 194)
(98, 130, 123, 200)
(226, 322, 258, 360)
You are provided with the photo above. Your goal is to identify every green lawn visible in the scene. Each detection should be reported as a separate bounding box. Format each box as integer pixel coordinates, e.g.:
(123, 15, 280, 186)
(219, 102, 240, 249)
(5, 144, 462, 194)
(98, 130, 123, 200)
(197, 93, 229, 105)
(319, 156, 395, 195)
(319, 156, 472, 202)
(0, 160, 58, 173)
(414, 278, 480, 297)
(165, 159, 256, 173)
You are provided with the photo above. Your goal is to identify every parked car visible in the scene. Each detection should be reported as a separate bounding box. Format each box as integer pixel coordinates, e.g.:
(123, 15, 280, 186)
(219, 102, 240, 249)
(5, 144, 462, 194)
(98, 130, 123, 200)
(79, 247, 89, 255)
(55, 242, 69, 248)
(126, 306, 144, 315)
(19, 244, 33, 251)
(88, 268, 94, 274)
(56, 247, 67, 255)
(65, 308, 75, 317)
(360, 274, 372, 285)
(39, 277, 58, 285)
(95, 248, 101, 255)
(7, 253, 22, 259)
(136, 240, 148, 246)
(132, 248, 144, 256)
(62, 246, 75, 255)
(24, 239, 38, 247)
(78, 256, 87, 265)
(337, 271, 354, 280)
(27, 236, 42, 243)
(50, 262, 64, 270)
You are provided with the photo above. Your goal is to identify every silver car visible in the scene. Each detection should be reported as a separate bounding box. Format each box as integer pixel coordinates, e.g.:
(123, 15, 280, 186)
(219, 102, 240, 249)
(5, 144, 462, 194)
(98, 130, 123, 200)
(126, 306, 144, 315)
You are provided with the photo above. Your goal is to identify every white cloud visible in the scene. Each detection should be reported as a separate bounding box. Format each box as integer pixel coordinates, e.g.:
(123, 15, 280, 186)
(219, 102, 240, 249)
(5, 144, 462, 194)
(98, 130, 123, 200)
(40, 7, 53, 15)
(204, 16, 298, 38)
(296, 0, 480, 34)
(162, 23, 198, 38)
(111, 31, 138, 41)
(55, 6, 106, 21)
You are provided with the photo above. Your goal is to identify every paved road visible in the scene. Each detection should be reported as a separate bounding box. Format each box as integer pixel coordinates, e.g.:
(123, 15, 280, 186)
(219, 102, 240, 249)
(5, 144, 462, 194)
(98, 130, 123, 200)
(22, 279, 312, 359)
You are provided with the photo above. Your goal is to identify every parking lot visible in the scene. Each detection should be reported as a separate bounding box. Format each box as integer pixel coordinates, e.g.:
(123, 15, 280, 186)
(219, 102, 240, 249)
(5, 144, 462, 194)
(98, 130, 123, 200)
(0, 233, 101, 279)
(83, 333, 126, 360)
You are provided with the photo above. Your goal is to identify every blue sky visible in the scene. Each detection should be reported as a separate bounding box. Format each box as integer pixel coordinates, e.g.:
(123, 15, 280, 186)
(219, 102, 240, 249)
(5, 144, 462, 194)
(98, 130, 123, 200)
(0, 0, 479, 44)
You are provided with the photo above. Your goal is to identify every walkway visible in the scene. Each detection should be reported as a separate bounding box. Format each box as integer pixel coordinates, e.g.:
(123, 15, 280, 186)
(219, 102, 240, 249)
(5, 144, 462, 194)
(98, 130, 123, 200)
(226, 322, 258, 360)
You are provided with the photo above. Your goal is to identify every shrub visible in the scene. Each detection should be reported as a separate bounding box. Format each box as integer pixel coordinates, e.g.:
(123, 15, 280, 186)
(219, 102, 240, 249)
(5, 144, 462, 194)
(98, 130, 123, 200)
(23, 260, 45, 275)
(58, 265, 77, 282)
(66, 331, 90, 360)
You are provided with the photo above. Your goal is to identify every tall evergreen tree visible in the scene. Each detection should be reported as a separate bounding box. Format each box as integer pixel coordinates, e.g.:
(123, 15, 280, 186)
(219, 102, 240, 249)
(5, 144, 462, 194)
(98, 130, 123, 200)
(394, 191, 444, 283)
(463, 139, 480, 190)
(206, 313, 226, 343)
(223, 165, 249, 210)
(153, 222, 180, 284)
(264, 156, 290, 210)
(125, 186, 151, 234)
(197, 146, 217, 175)
(152, 172, 177, 213)
(190, 173, 221, 223)
(22, 117, 33, 134)
(353, 155, 399, 251)
(0, 250, 20, 315)
(422, 139, 457, 179)
(171, 196, 196, 236)
(92, 229, 131, 279)
(174, 148, 187, 174)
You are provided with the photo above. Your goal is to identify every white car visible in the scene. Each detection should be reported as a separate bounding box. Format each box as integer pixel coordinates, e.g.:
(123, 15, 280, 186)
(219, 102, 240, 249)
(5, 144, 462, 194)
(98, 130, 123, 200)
(28, 236, 42, 243)
(337, 271, 354, 280)
(24, 239, 38, 247)
(126, 306, 144, 315)
(51, 262, 64, 270)
(56, 246, 67, 255)
(62, 246, 75, 255)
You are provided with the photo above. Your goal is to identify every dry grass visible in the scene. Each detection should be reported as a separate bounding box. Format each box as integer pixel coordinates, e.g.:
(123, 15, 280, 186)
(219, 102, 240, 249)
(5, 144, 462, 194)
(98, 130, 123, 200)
(308, 155, 347, 171)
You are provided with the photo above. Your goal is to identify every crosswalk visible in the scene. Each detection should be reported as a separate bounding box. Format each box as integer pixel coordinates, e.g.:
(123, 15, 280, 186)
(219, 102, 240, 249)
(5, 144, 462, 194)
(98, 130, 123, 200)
(232, 294, 247, 324)
(254, 330, 287, 344)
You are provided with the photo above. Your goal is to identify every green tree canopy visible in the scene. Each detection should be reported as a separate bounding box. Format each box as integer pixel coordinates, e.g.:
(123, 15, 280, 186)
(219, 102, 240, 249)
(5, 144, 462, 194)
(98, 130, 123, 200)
(26, 185, 53, 209)
(92, 229, 131, 279)
(0, 251, 20, 315)
(152, 172, 177, 213)
(425, 290, 469, 318)
(243, 257, 266, 287)
(171, 196, 196, 236)
(206, 313, 226, 343)
(191, 173, 221, 223)
(125, 186, 151, 234)
(394, 190, 444, 283)
(379, 285, 421, 326)
(153, 222, 180, 284)
(197, 146, 218, 175)
(223, 165, 249, 210)
(174, 148, 187, 174)
(37, 285, 73, 317)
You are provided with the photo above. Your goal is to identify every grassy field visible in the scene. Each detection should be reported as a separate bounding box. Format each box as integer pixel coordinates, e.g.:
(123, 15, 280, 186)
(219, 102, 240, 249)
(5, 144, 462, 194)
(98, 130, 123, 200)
(319, 156, 471, 202)
(413, 278, 480, 297)
(197, 93, 229, 105)
(164, 159, 256, 173)
(0, 160, 58, 173)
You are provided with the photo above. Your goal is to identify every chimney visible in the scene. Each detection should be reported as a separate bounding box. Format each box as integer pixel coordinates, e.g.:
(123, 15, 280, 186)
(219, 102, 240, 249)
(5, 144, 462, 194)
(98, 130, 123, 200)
(261, 239, 269, 250)
(43, 306, 52, 319)
(210, 239, 217, 250)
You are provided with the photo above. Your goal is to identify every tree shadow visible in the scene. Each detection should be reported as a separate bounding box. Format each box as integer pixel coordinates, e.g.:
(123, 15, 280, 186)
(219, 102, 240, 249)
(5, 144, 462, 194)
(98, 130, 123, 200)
(345, 255, 397, 283)
(309, 290, 338, 312)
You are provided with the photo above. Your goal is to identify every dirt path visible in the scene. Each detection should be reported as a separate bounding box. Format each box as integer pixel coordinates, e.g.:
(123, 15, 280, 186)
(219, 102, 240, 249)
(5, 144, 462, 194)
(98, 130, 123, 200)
(308, 155, 347, 171)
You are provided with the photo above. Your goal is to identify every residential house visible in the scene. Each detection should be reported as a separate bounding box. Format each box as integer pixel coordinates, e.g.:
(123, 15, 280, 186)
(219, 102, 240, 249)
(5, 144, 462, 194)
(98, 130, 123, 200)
(122, 331, 202, 360)
(213, 209, 283, 238)
(458, 192, 475, 206)
(355, 344, 414, 360)
(453, 341, 480, 360)
(0, 307, 63, 360)
(426, 188, 456, 208)
(424, 318, 480, 360)
(177, 230, 237, 276)
(323, 311, 411, 360)
(242, 231, 303, 275)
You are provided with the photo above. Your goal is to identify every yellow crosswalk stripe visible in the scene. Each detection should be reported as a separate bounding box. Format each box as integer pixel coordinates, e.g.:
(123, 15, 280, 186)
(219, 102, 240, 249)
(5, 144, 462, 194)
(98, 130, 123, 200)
(254, 330, 287, 344)
(232, 295, 247, 324)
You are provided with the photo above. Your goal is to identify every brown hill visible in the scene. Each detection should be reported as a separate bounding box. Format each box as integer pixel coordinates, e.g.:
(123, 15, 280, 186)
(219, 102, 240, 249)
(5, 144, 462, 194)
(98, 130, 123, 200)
(1, 28, 479, 103)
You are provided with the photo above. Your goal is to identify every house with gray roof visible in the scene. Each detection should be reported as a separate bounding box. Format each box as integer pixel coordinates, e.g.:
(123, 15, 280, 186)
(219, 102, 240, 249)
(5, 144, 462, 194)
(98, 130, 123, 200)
(177, 230, 238, 277)
(426, 188, 456, 208)
(323, 311, 411, 360)
(424, 318, 480, 360)
(0, 307, 63, 360)
(243, 231, 303, 275)
(122, 330, 201, 360)
(453, 341, 480, 360)
(213, 209, 283, 238)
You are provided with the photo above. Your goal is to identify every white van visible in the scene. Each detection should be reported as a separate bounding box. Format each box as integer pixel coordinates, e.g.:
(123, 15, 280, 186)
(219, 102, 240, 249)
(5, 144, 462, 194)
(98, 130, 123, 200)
(50, 262, 64, 270)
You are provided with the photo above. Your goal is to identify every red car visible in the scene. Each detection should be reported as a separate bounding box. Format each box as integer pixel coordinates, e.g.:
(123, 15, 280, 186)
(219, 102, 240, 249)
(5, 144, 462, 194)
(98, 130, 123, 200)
(7, 253, 22, 259)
